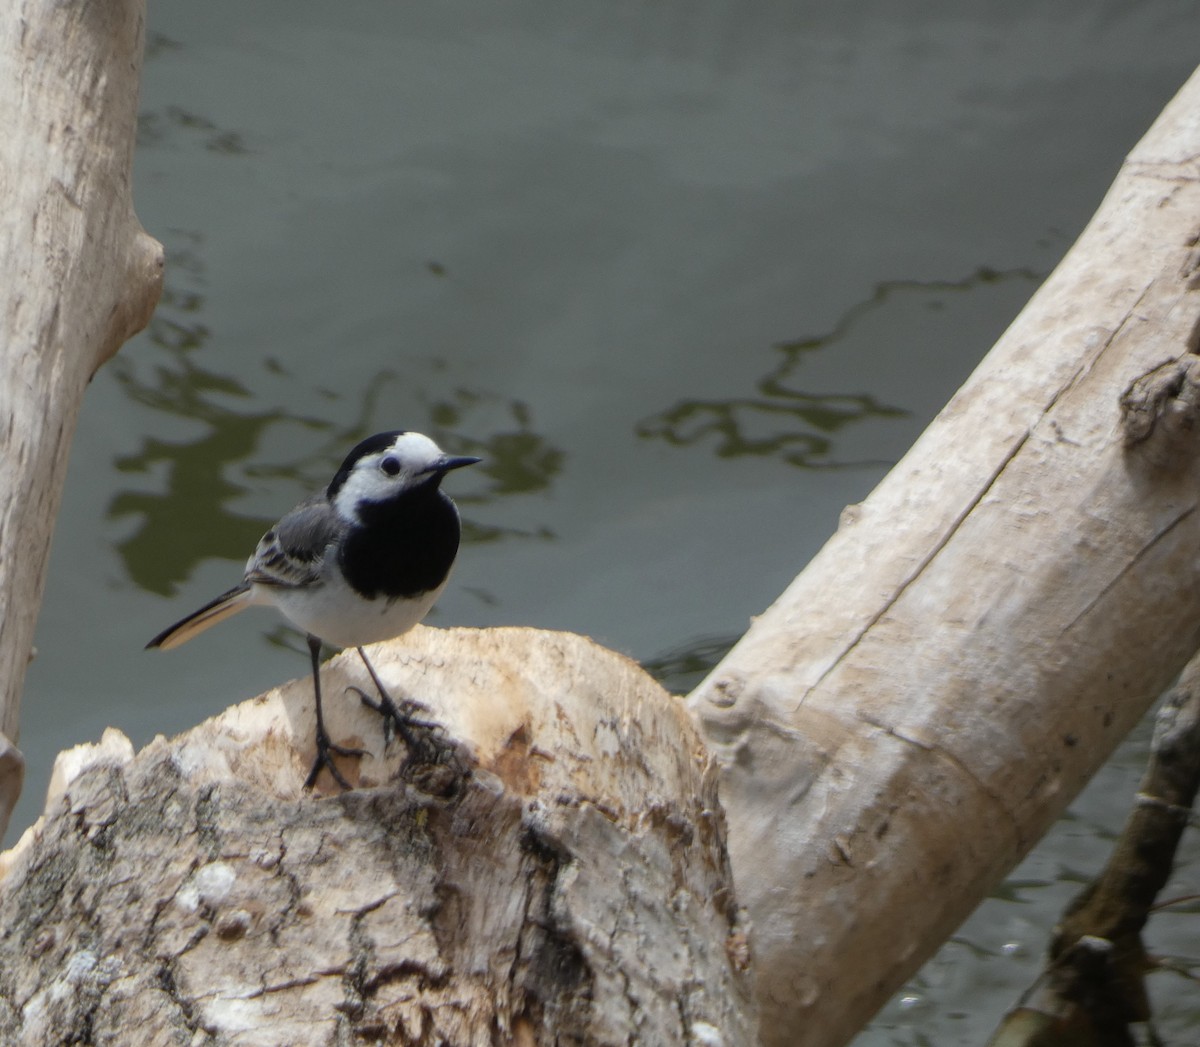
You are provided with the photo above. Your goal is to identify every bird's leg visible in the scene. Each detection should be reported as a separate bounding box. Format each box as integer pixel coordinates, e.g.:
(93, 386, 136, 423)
(303, 634, 364, 790)
(352, 646, 445, 760)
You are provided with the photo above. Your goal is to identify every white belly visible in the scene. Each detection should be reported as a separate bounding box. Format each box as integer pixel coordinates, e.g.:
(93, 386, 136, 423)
(256, 571, 448, 649)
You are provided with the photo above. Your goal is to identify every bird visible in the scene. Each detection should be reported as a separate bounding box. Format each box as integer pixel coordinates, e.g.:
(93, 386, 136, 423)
(146, 430, 480, 789)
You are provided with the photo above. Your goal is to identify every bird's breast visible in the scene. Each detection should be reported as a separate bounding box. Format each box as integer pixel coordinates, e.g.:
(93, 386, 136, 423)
(338, 489, 462, 600)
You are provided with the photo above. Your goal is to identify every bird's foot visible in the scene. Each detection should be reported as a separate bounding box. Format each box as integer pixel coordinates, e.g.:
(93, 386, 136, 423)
(304, 724, 366, 791)
(349, 684, 468, 792)
(351, 686, 436, 747)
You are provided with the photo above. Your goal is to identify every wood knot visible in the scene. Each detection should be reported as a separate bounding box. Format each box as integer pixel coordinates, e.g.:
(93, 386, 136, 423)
(1119, 356, 1200, 467)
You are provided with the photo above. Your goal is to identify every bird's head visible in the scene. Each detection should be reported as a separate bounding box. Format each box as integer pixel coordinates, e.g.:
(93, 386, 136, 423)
(328, 430, 480, 521)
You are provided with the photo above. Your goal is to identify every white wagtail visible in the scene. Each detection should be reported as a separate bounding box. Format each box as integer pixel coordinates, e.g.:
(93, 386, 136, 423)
(146, 430, 480, 789)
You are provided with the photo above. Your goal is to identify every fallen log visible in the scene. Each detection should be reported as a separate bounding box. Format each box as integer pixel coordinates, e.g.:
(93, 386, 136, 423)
(688, 63, 1200, 1047)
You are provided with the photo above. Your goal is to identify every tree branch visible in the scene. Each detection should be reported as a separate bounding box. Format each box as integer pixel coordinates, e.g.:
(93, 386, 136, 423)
(688, 63, 1200, 1047)
(987, 652, 1200, 1045)
(0, 0, 164, 836)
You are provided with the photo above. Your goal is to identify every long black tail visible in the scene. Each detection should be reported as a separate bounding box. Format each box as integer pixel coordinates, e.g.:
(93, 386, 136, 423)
(145, 583, 254, 651)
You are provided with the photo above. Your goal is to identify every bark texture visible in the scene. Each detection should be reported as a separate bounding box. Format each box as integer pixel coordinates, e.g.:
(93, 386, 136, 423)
(687, 65, 1200, 1047)
(0, 0, 164, 835)
(0, 627, 756, 1046)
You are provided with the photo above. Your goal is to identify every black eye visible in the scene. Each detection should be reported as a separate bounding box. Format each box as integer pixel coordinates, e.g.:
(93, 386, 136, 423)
(380, 456, 401, 476)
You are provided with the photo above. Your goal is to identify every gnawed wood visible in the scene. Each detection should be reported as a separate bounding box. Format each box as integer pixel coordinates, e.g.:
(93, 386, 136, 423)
(0, 627, 756, 1046)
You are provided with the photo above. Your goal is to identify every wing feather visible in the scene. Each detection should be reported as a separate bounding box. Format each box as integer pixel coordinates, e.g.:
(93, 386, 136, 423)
(245, 495, 346, 590)
(147, 494, 347, 651)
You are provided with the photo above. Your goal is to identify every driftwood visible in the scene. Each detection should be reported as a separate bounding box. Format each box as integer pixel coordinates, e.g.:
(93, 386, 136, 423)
(0, 628, 756, 1044)
(688, 64, 1200, 1046)
(986, 652, 1200, 1046)
(3, 0, 1200, 1040)
(0, 0, 163, 837)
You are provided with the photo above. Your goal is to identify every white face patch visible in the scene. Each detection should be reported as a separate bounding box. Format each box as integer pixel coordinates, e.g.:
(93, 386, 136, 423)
(331, 432, 447, 523)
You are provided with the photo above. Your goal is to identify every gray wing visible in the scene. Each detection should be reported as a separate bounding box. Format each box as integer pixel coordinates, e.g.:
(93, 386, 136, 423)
(245, 494, 348, 590)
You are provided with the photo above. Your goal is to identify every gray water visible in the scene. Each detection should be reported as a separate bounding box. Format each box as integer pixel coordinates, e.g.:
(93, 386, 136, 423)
(16, 1, 1200, 1041)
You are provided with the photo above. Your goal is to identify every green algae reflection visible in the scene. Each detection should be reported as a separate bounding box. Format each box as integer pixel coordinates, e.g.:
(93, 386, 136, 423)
(638, 267, 1040, 469)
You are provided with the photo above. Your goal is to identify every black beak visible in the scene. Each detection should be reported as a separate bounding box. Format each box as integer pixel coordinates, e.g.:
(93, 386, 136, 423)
(435, 455, 482, 473)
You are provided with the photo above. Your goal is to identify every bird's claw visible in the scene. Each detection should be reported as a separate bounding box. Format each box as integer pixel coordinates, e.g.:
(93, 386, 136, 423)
(347, 684, 462, 780)
(347, 685, 439, 746)
(304, 725, 365, 791)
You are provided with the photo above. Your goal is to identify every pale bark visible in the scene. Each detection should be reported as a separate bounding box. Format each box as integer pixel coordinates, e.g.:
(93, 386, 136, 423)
(687, 66, 1200, 1046)
(0, 0, 164, 836)
(0, 628, 756, 1045)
